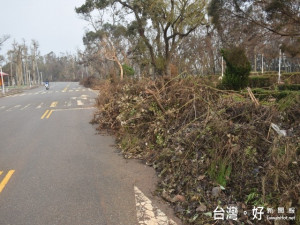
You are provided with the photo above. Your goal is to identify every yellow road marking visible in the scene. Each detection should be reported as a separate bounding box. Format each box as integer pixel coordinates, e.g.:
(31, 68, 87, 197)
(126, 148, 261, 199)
(41, 110, 49, 119)
(41, 110, 54, 119)
(50, 101, 58, 107)
(62, 84, 70, 92)
(46, 110, 53, 119)
(0, 170, 15, 193)
(0, 171, 2, 176)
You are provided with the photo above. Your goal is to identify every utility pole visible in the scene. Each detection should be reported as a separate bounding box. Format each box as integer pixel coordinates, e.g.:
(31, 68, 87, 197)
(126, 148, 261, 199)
(261, 54, 264, 74)
(36, 60, 40, 85)
(218, 56, 224, 80)
(254, 54, 257, 72)
(278, 49, 282, 83)
(1, 66, 5, 94)
(28, 70, 31, 88)
(221, 56, 224, 78)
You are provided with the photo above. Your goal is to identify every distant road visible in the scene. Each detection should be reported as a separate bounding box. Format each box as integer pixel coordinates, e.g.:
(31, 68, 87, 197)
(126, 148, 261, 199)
(0, 82, 180, 225)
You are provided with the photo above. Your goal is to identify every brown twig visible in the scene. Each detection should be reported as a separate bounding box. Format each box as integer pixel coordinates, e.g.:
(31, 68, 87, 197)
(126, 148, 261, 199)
(145, 88, 166, 113)
(247, 87, 260, 107)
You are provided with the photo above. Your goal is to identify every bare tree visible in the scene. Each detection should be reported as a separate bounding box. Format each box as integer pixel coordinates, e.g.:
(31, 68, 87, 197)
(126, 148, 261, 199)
(31, 40, 39, 84)
(0, 35, 10, 50)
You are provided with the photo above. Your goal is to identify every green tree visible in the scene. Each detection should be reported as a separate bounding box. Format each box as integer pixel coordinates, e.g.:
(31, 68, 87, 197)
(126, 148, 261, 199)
(221, 46, 251, 90)
(76, 0, 209, 76)
(208, 0, 300, 56)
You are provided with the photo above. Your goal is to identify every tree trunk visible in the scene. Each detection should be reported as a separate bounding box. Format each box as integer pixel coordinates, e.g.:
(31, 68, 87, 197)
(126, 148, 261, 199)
(16, 48, 23, 86)
(115, 58, 123, 80)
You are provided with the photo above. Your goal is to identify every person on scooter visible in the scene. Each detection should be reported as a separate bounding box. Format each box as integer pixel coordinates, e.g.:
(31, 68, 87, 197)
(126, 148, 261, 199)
(45, 81, 49, 90)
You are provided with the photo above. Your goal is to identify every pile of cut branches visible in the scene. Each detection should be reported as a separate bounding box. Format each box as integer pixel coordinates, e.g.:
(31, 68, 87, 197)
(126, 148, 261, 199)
(91, 77, 300, 224)
(80, 76, 101, 89)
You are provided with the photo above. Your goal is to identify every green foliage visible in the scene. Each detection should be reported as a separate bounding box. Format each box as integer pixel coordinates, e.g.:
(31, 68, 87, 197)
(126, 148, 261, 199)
(75, 0, 111, 14)
(208, 159, 232, 187)
(221, 47, 251, 90)
(251, 88, 300, 102)
(207, 0, 223, 28)
(245, 188, 264, 206)
(277, 92, 300, 111)
(122, 64, 135, 77)
(249, 76, 271, 88)
(278, 84, 300, 91)
(76, 0, 208, 76)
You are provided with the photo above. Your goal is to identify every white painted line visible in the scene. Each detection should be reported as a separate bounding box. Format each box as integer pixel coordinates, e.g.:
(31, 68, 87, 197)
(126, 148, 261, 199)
(36, 102, 44, 109)
(80, 95, 88, 100)
(134, 186, 177, 225)
(77, 100, 84, 106)
(0, 106, 6, 110)
(69, 90, 74, 92)
(6, 105, 22, 112)
(54, 107, 94, 112)
(20, 104, 31, 110)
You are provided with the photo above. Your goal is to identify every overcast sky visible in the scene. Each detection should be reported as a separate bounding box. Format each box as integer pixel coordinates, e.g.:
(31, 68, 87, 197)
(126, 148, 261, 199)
(0, 0, 89, 56)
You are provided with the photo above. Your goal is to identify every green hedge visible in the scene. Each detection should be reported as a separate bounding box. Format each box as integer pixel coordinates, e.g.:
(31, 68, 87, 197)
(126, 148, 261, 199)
(278, 84, 300, 91)
(251, 88, 300, 101)
(281, 73, 300, 84)
(248, 72, 300, 87)
(249, 76, 271, 88)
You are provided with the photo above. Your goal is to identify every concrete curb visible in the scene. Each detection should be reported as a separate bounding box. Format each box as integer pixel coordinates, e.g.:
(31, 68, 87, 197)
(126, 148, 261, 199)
(0, 85, 40, 98)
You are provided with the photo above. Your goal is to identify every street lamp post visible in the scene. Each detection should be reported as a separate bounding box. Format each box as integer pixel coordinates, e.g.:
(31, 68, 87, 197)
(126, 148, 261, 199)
(0, 66, 5, 94)
(28, 70, 32, 88)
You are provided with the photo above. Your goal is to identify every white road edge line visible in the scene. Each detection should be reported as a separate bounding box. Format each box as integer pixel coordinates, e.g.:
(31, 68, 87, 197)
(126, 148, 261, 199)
(134, 186, 177, 225)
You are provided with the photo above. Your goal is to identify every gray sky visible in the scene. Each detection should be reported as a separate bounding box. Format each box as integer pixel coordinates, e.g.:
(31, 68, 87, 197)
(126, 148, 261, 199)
(0, 0, 88, 56)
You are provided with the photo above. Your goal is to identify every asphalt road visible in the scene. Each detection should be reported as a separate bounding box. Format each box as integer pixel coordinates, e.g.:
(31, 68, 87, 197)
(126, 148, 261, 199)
(0, 82, 180, 225)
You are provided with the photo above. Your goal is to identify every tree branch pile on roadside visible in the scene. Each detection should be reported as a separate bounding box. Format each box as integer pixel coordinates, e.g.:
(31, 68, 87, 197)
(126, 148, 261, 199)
(91, 77, 300, 224)
(80, 76, 102, 89)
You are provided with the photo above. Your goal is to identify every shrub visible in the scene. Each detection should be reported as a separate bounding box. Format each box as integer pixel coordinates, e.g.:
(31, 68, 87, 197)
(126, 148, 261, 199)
(251, 88, 300, 101)
(278, 84, 300, 91)
(221, 46, 251, 90)
(122, 64, 135, 77)
(249, 76, 271, 88)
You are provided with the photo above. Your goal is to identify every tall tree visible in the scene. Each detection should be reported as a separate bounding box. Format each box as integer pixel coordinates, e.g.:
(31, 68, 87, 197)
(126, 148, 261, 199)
(208, 0, 300, 56)
(31, 40, 40, 84)
(0, 35, 10, 50)
(76, 0, 209, 76)
(12, 42, 24, 86)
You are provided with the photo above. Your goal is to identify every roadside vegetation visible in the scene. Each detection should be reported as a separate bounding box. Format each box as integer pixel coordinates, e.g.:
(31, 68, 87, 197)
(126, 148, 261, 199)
(82, 74, 299, 224)
(78, 0, 299, 224)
